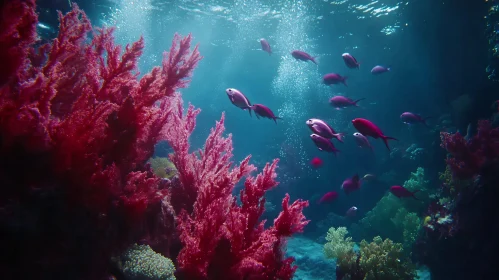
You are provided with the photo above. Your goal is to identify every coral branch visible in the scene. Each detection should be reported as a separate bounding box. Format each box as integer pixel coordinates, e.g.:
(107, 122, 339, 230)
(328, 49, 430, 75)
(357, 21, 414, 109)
(440, 120, 499, 180)
(0, 2, 200, 278)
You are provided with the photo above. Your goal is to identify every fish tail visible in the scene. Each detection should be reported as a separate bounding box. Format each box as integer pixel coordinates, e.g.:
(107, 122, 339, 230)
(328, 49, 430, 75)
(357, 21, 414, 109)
(353, 98, 366, 106)
(381, 135, 398, 151)
(273, 117, 282, 124)
(333, 148, 340, 156)
(342, 76, 348, 87)
(334, 133, 345, 143)
(312, 56, 319, 65)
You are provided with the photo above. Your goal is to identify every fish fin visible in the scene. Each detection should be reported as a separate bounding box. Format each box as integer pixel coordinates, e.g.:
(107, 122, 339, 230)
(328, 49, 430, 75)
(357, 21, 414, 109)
(353, 98, 366, 106)
(248, 108, 252, 117)
(334, 133, 345, 143)
(255, 114, 260, 119)
(312, 56, 319, 65)
(333, 148, 340, 156)
(381, 136, 398, 151)
(318, 148, 323, 151)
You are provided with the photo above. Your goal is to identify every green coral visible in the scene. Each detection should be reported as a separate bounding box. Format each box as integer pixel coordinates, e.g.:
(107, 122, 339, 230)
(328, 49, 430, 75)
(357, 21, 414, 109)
(354, 167, 427, 250)
(324, 227, 357, 271)
(149, 157, 177, 179)
(359, 236, 417, 280)
(114, 244, 176, 280)
(390, 209, 422, 251)
(324, 227, 418, 280)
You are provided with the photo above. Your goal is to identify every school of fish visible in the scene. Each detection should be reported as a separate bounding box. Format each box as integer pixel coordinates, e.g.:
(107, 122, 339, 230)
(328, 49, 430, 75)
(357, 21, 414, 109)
(225, 40, 426, 217)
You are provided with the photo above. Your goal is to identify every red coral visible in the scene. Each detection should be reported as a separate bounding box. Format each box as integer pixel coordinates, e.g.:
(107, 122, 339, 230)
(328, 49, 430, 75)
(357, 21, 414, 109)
(0, 2, 200, 279)
(440, 120, 499, 180)
(166, 104, 309, 280)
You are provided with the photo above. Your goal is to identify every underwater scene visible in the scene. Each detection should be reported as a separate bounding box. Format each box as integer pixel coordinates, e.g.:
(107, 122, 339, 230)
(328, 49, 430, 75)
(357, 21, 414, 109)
(1, 0, 498, 279)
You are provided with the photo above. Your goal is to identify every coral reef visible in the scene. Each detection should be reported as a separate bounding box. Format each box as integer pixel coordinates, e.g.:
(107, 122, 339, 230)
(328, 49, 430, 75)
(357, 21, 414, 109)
(323, 227, 417, 280)
(353, 167, 426, 249)
(114, 244, 176, 280)
(0, 2, 309, 279)
(167, 110, 310, 279)
(440, 120, 499, 180)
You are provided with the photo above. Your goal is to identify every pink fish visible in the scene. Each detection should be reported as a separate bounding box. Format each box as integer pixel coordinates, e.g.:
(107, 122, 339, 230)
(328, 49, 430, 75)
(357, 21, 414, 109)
(342, 53, 360, 69)
(390, 185, 420, 200)
(226, 88, 252, 117)
(318, 191, 338, 204)
(371, 65, 390, 75)
(251, 104, 282, 124)
(310, 157, 323, 168)
(310, 134, 340, 155)
(351, 118, 397, 151)
(353, 132, 373, 151)
(346, 206, 358, 217)
(260, 38, 272, 55)
(400, 112, 430, 127)
(291, 50, 317, 64)
(306, 118, 344, 142)
(323, 73, 348, 86)
(341, 174, 361, 195)
(329, 96, 365, 109)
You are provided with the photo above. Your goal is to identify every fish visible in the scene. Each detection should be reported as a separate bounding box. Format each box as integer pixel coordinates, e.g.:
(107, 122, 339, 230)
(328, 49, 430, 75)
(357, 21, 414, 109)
(346, 206, 358, 217)
(226, 88, 252, 117)
(351, 118, 397, 151)
(329, 96, 365, 109)
(371, 65, 390, 75)
(260, 38, 271, 55)
(342, 53, 360, 69)
(464, 123, 474, 142)
(310, 134, 340, 155)
(306, 118, 344, 142)
(251, 104, 282, 124)
(310, 157, 323, 168)
(353, 132, 373, 151)
(318, 191, 338, 204)
(323, 73, 348, 86)
(341, 174, 361, 195)
(400, 112, 431, 127)
(291, 50, 317, 64)
(362, 174, 376, 182)
(390, 185, 420, 200)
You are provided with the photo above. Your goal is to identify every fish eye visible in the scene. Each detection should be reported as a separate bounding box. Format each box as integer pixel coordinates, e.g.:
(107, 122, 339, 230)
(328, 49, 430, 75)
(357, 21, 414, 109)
(228, 89, 232, 92)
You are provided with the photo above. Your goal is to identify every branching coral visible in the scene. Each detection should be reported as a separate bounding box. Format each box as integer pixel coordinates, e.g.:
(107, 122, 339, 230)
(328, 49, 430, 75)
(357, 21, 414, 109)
(324, 227, 357, 271)
(323, 227, 417, 280)
(391, 208, 422, 251)
(0, 2, 310, 279)
(440, 120, 499, 180)
(359, 236, 417, 280)
(167, 107, 310, 279)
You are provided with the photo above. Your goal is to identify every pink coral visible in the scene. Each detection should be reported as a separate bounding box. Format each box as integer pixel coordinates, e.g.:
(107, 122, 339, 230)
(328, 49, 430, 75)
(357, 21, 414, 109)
(0, 1, 309, 279)
(440, 120, 499, 180)
(166, 103, 309, 279)
(0, 1, 200, 278)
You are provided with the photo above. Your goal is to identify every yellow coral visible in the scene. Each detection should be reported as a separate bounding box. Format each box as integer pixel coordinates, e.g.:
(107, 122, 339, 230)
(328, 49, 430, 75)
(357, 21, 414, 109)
(148, 157, 177, 179)
(359, 236, 418, 280)
(323, 227, 357, 271)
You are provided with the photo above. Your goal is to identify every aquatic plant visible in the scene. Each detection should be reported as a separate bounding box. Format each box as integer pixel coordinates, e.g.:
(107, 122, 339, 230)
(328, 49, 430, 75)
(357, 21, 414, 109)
(0, 1, 309, 279)
(323, 227, 417, 280)
(440, 119, 499, 180)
